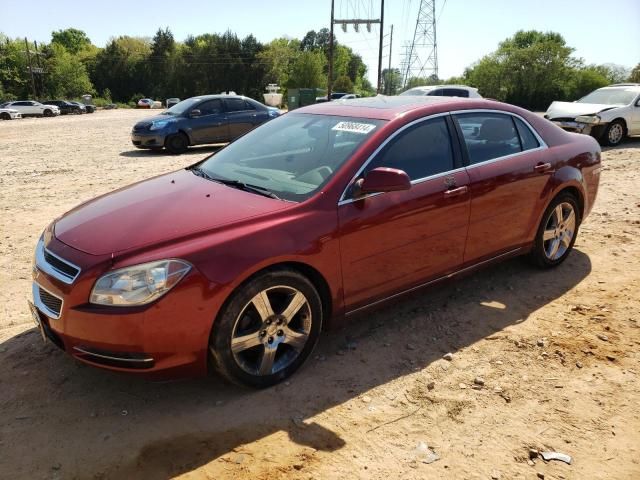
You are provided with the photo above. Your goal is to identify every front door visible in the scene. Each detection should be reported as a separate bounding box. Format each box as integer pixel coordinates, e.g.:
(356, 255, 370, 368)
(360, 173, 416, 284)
(338, 115, 471, 311)
(189, 99, 228, 144)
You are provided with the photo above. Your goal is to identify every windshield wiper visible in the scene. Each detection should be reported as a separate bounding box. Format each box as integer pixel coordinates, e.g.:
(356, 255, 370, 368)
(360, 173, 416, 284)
(189, 167, 280, 200)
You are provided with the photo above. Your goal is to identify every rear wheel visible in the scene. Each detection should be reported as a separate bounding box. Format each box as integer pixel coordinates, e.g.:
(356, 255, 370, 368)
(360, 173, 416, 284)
(165, 133, 189, 154)
(600, 120, 626, 147)
(529, 193, 580, 268)
(209, 269, 323, 388)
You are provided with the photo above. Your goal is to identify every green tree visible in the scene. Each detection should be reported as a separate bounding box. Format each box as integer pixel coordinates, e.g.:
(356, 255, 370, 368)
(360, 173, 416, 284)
(627, 63, 640, 83)
(43, 43, 94, 97)
(463, 30, 580, 109)
(51, 28, 91, 54)
(333, 75, 353, 92)
(288, 50, 326, 88)
(381, 68, 402, 95)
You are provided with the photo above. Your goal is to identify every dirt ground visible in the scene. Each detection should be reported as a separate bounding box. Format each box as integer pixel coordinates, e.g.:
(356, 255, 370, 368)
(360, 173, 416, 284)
(0, 110, 639, 480)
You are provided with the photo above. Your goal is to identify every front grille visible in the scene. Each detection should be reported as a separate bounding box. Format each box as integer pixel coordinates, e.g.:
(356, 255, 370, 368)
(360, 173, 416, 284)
(44, 249, 80, 280)
(39, 288, 62, 316)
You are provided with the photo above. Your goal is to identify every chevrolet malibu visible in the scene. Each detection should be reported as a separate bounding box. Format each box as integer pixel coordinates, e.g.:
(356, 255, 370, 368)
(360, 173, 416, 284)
(30, 96, 601, 387)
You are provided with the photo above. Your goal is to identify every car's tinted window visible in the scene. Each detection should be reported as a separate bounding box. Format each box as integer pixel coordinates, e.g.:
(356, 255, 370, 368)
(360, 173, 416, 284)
(514, 117, 540, 150)
(224, 98, 247, 112)
(243, 100, 256, 110)
(365, 117, 454, 180)
(427, 89, 443, 96)
(455, 113, 521, 164)
(14, 101, 30, 106)
(197, 99, 223, 116)
(443, 88, 469, 97)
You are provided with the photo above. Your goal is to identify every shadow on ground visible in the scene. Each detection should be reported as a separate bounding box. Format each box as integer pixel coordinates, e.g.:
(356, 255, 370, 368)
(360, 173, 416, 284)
(0, 250, 592, 479)
(602, 135, 640, 152)
(119, 145, 225, 158)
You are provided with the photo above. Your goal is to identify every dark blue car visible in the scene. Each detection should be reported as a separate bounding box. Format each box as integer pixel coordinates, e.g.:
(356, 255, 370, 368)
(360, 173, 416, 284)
(131, 95, 280, 154)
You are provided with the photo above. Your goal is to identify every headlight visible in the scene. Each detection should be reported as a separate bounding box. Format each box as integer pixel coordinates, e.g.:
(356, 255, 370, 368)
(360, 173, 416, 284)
(90, 259, 191, 306)
(575, 115, 600, 124)
(149, 120, 171, 131)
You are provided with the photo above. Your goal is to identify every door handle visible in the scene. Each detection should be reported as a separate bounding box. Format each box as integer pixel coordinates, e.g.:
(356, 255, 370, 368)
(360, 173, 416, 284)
(443, 185, 468, 198)
(534, 162, 552, 173)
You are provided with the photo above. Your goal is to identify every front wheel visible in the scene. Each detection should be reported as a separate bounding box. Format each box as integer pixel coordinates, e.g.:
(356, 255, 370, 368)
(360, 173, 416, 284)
(165, 133, 189, 154)
(529, 193, 580, 268)
(0, 112, 10, 120)
(209, 269, 323, 388)
(43, 109, 53, 117)
(600, 120, 626, 147)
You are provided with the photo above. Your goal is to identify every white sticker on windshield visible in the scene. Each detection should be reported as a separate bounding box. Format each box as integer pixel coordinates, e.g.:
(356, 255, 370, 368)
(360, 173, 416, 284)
(332, 121, 377, 134)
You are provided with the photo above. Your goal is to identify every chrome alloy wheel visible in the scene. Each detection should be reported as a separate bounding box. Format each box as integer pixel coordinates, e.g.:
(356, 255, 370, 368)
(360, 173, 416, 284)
(230, 286, 312, 376)
(542, 202, 576, 261)
(608, 122, 624, 145)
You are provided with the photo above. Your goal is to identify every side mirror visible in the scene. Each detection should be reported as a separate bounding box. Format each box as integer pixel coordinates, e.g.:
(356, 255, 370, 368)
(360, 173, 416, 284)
(358, 167, 411, 194)
(190, 109, 201, 117)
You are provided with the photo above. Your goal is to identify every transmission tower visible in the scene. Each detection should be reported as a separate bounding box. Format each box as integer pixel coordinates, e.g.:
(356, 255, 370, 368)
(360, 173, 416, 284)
(401, 0, 438, 88)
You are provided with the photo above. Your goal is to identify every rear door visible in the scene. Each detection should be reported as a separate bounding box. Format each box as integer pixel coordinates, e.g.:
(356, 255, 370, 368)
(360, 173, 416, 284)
(338, 115, 471, 310)
(452, 111, 551, 264)
(189, 99, 228, 144)
(224, 98, 257, 140)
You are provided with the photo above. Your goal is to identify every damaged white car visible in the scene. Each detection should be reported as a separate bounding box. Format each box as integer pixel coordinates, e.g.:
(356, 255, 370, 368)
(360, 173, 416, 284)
(545, 83, 640, 146)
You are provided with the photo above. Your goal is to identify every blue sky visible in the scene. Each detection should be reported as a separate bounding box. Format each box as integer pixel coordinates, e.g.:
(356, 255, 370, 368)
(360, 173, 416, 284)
(2, 0, 639, 83)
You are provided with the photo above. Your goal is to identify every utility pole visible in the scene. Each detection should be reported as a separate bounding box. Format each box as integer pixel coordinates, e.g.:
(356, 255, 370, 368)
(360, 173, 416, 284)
(24, 37, 37, 99)
(388, 24, 393, 73)
(401, 0, 439, 88)
(330, 1, 384, 94)
(376, 0, 385, 93)
(328, 0, 335, 100)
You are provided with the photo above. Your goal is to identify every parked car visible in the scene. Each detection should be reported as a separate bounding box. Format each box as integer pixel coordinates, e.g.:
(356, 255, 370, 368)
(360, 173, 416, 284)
(166, 97, 180, 108)
(137, 98, 154, 109)
(340, 93, 361, 100)
(31, 96, 601, 387)
(69, 101, 95, 113)
(315, 92, 349, 103)
(42, 100, 83, 115)
(399, 85, 482, 98)
(0, 106, 22, 120)
(545, 83, 640, 146)
(131, 94, 280, 154)
(2, 100, 60, 117)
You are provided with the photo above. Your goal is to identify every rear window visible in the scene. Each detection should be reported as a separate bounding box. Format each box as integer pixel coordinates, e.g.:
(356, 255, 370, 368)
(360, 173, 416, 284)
(454, 113, 521, 164)
(514, 117, 540, 150)
(224, 98, 248, 112)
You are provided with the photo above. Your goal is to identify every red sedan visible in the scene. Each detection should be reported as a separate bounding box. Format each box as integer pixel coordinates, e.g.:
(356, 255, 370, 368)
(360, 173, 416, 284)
(30, 96, 601, 387)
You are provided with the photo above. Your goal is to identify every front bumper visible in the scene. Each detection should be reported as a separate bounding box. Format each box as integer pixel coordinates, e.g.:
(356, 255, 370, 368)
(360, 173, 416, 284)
(30, 232, 220, 379)
(131, 131, 167, 148)
(550, 119, 607, 139)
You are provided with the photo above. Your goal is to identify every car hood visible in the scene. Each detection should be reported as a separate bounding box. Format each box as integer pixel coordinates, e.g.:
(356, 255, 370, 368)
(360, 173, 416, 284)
(546, 101, 618, 119)
(133, 114, 175, 128)
(54, 169, 289, 255)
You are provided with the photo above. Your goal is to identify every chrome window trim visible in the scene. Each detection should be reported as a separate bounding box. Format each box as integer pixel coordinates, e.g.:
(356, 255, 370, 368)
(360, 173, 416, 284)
(32, 282, 63, 320)
(338, 108, 549, 206)
(35, 237, 81, 284)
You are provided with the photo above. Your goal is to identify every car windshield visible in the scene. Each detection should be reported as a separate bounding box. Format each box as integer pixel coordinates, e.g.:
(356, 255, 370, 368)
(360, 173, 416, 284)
(162, 98, 201, 115)
(578, 88, 638, 105)
(197, 113, 385, 202)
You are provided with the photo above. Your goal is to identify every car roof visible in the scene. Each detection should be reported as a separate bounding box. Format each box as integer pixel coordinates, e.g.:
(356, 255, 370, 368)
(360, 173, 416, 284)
(295, 95, 507, 120)
(406, 84, 478, 91)
(186, 94, 252, 101)
(598, 84, 640, 91)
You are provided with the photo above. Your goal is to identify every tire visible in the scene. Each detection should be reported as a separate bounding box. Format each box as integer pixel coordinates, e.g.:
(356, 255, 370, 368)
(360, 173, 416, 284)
(529, 193, 580, 268)
(0, 113, 10, 120)
(599, 120, 626, 147)
(43, 109, 53, 117)
(164, 133, 189, 154)
(210, 268, 323, 388)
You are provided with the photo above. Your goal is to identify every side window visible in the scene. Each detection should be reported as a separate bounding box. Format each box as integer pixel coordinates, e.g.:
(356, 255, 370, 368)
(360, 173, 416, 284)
(365, 117, 454, 181)
(243, 100, 256, 110)
(14, 101, 29, 106)
(197, 99, 223, 116)
(224, 98, 247, 112)
(427, 89, 443, 96)
(443, 88, 469, 98)
(514, 117, 540, 151)
(455, 113, 520, 165)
